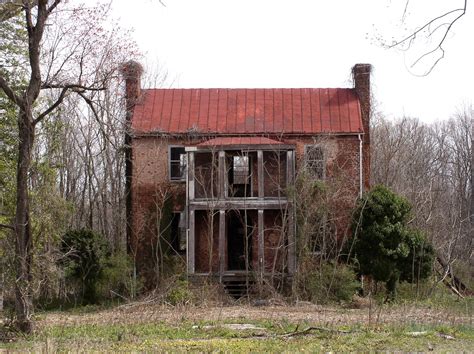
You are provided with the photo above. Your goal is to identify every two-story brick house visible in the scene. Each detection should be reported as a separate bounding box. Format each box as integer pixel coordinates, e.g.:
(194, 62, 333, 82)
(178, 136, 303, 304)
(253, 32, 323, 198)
(121, 62, 371, 288)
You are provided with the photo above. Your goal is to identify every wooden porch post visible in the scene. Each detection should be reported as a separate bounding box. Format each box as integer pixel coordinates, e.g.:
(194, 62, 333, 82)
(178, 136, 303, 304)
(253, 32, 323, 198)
(188, 150, 195, 200)
(287, 150, 296, 274)
(219, 209, 226, 279)
(187, 208, 195, 274)
(218, 150, 226, 198)
(258, 209, 264, 277)
(257, 150, 264, 198)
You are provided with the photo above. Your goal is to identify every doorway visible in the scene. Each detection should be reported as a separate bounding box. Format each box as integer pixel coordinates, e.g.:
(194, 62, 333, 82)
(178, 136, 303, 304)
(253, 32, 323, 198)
(227, 210, 253, 270)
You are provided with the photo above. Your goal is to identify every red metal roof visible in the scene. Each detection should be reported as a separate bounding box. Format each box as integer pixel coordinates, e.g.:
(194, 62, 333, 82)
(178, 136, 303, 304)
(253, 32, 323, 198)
(131, 88, 362, 135)
(198, 136, 285, 147)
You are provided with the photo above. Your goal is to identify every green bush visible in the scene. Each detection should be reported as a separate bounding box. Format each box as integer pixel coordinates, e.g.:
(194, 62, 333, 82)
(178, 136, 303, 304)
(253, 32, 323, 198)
(98, 252, 141, 300)
(165, 279, 194, 305)
(305, 262, 360, 304)
(60, 229, 108, 304)
(349, 185, 434, 301)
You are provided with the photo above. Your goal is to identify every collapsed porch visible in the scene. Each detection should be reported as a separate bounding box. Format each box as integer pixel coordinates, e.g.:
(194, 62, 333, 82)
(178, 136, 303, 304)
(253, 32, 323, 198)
(185, 137, 296, 278)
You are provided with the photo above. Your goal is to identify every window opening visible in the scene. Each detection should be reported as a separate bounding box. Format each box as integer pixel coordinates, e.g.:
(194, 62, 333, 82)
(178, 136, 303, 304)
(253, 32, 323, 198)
(170, 147, 186, 181)
(171, 212, 186, 253)
(229, 154, 251, 197)
(305, 145, 325, 179)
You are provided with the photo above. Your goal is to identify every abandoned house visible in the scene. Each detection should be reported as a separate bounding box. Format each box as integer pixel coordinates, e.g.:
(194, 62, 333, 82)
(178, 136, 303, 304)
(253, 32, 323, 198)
(121, 62, 371, 288)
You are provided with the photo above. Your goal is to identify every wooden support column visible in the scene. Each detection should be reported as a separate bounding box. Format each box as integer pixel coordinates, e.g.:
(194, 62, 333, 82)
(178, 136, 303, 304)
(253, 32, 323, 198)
(187, 209, 195, 274)
(257, 150, 264, 198)
(258, 209, 264, 276)
(218, 150, 226, 199)
(188, 150, 195, 200)
(286, 150, 296, 274)
(219, 209, 226, 278)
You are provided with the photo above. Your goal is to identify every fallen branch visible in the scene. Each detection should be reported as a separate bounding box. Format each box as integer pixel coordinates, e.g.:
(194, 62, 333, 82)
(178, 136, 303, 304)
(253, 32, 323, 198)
(281, 326, 352, 338)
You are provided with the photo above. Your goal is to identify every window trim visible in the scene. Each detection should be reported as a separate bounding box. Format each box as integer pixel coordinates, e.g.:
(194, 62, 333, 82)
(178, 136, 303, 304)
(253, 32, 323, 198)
(169, 145, 187, 182)
(304, 144, 326, 179)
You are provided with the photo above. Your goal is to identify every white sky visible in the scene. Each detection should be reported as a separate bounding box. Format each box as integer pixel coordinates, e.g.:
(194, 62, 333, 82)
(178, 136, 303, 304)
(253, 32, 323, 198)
(107, 0, 473, 122)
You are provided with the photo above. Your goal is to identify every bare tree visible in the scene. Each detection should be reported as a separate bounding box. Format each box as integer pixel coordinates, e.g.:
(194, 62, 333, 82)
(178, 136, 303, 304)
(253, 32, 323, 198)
(0, 0, 137, 332)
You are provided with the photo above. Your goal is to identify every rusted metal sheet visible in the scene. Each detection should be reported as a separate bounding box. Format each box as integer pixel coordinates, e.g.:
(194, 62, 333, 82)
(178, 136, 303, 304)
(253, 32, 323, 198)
(131, 88, 363, 135)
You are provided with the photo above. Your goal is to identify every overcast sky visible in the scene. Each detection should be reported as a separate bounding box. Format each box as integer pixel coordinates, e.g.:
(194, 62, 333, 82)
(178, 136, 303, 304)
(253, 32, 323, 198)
(106, 0, 473, 122)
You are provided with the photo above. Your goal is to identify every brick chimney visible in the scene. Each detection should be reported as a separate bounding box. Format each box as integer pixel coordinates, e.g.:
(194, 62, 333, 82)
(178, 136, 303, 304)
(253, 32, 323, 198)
(121, 60, 143, 113)
(352, 63, 372, 190)
(121, 60, 143, 254)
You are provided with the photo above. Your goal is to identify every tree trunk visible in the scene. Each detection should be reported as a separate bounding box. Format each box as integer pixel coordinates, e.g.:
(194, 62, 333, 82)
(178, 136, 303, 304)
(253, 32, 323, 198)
(14, 107, 35, 333)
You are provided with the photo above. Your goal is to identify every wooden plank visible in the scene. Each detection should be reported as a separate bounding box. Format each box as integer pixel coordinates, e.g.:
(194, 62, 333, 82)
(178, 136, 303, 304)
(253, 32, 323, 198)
(187, 209, 195, 274)
(258, 209, 264, 276)
(258, 150, 264, 198)
(219, 210, 226, 277)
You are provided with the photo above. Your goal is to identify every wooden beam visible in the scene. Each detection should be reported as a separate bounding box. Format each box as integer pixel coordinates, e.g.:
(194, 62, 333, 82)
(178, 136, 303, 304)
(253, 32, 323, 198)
(258, 150, 264, 198)
(190, 199, 289, 210)
(258, 209, 264, 276)
(187, 209, 195, 274)
(219, 209, 226, 278)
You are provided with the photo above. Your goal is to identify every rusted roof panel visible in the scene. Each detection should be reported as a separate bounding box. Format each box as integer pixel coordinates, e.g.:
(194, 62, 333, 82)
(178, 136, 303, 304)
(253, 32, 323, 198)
(131, 88, 363, 135)
(198, 136, 285, 146)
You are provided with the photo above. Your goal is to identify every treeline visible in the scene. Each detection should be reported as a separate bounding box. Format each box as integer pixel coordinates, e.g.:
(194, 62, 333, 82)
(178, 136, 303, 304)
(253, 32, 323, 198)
(371, 110, 473, 278)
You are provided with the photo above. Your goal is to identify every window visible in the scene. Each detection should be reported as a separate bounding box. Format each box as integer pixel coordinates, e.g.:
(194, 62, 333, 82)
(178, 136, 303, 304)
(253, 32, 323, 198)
(305, 145, 325, 179)
(229, 154, 251, 197)
(232, 155, 250, 184)
(169, 146, 186, 181)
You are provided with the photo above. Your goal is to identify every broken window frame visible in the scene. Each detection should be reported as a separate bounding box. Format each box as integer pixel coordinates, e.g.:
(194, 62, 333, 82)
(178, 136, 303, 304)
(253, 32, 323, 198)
(169, 146, 187, 181)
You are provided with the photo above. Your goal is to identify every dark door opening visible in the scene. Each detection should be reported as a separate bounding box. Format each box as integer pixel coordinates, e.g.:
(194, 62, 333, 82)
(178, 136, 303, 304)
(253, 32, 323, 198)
(227, 211, 253, 270)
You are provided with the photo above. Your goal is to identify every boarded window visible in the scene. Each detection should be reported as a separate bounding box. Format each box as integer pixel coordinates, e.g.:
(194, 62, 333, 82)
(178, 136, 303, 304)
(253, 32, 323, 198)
(169, 146, 186, 181)
(305, 145, 325, 179)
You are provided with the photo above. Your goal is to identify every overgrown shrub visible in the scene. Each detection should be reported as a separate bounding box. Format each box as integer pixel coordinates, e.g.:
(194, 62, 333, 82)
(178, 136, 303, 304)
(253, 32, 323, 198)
(165, 279, 194, 305)
(348, 185, 434, 301)
(297, 260, 360, 304)
(98, 252, 141, 300)
(60, 229, 108, 304)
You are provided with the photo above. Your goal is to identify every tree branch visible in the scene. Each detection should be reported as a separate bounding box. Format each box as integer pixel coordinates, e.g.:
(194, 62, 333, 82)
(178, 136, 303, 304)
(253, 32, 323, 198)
(33, 86, 69, 125)
(389, 0, 467, 76)
(41, 83, 105, 91)
(0, 223, 15, 231)
(0, 74, 23, 105)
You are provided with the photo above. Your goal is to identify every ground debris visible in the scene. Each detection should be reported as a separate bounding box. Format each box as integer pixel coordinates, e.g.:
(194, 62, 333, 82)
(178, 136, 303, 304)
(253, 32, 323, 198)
(437, 333, 455, 340)
(192, 323, 267, 331)
(407, 331, 428, 337)
(281, 326, 352, 337)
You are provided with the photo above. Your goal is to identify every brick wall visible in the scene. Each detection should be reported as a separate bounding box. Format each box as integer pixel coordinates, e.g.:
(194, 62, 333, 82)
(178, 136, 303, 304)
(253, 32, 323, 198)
(130, 133, 365, 281)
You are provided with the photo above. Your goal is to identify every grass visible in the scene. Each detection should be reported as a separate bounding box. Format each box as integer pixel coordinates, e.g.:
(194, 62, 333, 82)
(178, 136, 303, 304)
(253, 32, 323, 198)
(1, 297, 473, 352)
(2, 320, 473, 351)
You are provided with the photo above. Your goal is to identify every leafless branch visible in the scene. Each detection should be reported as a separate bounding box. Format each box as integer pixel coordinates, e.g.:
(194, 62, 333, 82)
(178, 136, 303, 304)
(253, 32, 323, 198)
(0, 223, 15, 231)
(389, 0, 467, 76)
